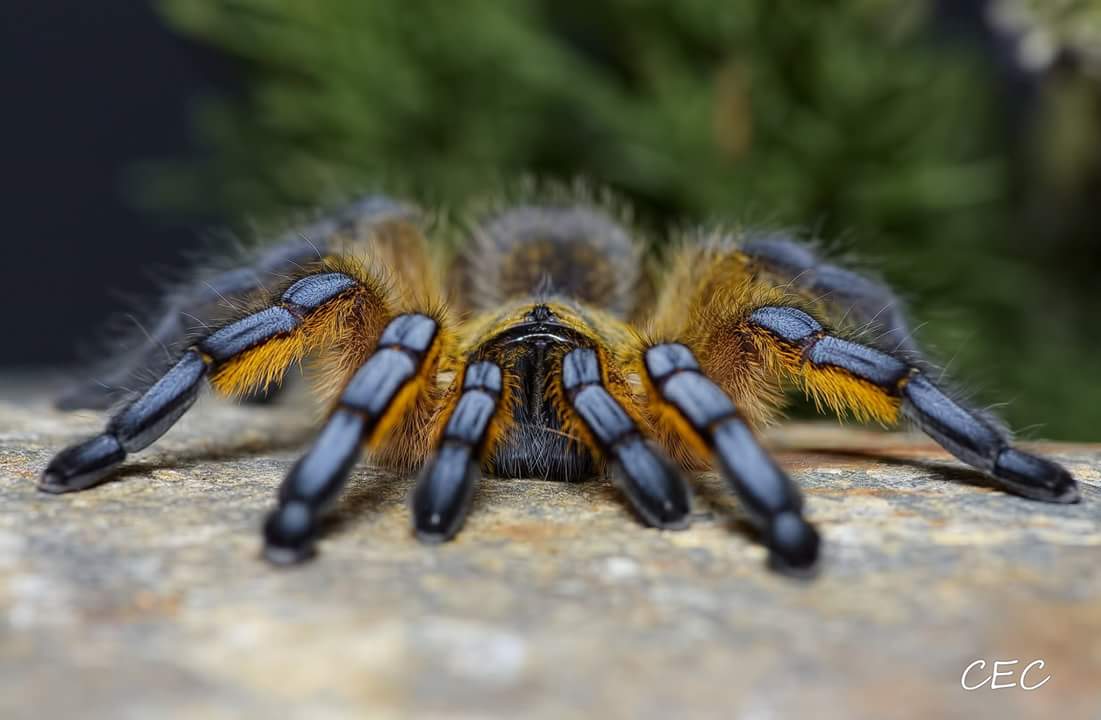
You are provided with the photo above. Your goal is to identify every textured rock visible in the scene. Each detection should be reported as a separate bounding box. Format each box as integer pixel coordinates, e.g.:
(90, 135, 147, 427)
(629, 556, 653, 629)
(0, 378, 1099, 719)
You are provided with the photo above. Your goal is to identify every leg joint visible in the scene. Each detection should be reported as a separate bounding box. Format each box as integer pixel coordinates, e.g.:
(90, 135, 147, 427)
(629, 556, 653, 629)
(561, 347, 602, 395)
(643, 343, 699, 384)
(377, 313, 438, 359)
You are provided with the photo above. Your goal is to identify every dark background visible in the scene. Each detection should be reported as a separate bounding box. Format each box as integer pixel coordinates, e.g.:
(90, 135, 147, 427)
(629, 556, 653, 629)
(2, 1, 229, 365)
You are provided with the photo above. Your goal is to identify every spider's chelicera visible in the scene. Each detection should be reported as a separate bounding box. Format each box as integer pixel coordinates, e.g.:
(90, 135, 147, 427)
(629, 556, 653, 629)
(41, 195, 1079, 574)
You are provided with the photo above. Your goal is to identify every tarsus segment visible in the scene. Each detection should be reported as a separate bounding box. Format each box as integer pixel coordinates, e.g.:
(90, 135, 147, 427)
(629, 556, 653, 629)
(263, 313, 439, 564)
(561, 348, 691, 529)
(40, 271, 368, 494)
(747, 305, 1079, 503)
(412, 361, 504, 542)
(644, 343, 819, 571)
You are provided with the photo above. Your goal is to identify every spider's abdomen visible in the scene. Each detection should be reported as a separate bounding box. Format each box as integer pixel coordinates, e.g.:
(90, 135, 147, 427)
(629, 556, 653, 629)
(460, 204, 643, 318)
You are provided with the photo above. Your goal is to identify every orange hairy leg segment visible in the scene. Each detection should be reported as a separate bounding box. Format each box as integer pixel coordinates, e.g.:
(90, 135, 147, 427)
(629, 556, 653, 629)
(207, 202, 441, 399)
(647, 241, 797, 428)
(743, 305, 910, 425)
(208, 257, 398, 399)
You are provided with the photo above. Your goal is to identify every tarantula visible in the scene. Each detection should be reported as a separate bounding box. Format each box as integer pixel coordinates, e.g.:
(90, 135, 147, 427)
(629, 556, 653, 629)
(41, 195, 1079, 574)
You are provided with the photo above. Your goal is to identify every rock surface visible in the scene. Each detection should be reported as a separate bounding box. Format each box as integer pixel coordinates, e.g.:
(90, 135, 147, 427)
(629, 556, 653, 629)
(0, 379, 1099, 719)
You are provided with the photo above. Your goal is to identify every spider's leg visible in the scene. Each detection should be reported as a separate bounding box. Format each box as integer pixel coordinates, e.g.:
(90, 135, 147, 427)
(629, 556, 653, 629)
(640, 342, 819, 572)
(743, 232, 919, 355)
(558, 347, 692, 530)
(412, 360, 506, 542)
(56, 231, 329, 411)
(57, 194, 420, 410)
(745, 305, 1079, 503)
(263, 313, 444, 563)
(41, 266, 393, 493)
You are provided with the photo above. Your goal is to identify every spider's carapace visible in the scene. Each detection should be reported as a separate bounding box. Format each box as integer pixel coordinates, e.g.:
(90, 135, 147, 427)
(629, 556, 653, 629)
(41, 194, 1079, 575)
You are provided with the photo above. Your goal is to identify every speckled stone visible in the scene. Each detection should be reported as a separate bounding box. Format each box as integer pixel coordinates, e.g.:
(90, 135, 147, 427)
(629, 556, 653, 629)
(1, 378, 1099, 720)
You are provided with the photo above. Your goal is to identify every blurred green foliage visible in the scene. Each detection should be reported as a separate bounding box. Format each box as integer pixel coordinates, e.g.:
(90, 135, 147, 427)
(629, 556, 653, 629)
(142, 0, 1101, 439)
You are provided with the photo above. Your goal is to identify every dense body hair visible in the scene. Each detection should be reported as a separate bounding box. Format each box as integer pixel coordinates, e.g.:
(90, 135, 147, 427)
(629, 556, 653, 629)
(45, 193, 1079, 573)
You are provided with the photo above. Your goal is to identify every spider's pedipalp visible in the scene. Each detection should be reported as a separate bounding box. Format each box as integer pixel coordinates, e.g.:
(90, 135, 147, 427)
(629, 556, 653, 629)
(560, 347, 691, 530)
(641, 342, 818, 571)
(264, 312, 445, 562)
(745, 304, 1079, 503)
(412, 360, 505, 542)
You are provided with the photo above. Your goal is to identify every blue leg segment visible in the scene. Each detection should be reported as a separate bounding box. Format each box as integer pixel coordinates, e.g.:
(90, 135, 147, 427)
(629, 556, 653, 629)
(412, 361, 503, 542)
(644, 342, 819, 572)
(562, 348, 692, 530)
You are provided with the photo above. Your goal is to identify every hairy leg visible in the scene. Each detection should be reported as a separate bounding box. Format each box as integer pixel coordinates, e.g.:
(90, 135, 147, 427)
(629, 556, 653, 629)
(558, 347, 692, 530)
(57, 195, 422, 410)
(743, 304, 1078, 502)
(639, 342, 819, 572)
(263, 312, 446, 563)
(41, 261, 396, 493)
(412, 360, 507, 541)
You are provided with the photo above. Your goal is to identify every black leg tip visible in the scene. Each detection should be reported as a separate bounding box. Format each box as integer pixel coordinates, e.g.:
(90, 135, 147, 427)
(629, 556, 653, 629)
(627, 493, 692, 531)
(414, 528, 454, 545)
(37, 470, 74, 494)
(1050, 479, 1081, 504)
(994, 448, 1080, 504)
(765, 512, 820, 577)
(612, 441, 693, 530)
(262, 501, 318, 566)
(39, 435, 126, 493)
(262, 542, 317, 566)
(654, 508, 692, 531)
(411, 453, 479, 544)
(412, 511, 463, 544)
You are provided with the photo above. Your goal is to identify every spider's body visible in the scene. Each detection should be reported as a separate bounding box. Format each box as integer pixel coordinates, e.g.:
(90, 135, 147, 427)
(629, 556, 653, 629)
(42, 195, 1079, 575)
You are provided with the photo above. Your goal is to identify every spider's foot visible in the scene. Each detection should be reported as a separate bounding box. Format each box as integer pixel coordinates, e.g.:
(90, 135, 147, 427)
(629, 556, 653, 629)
(765, 511, 820, 577)
(411, 450, 478, 544)
(39, 435, 125, 493)
(262, 501, 319, 566)
(413, 521, 455, 545)
(994, 448, 1080, 504)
